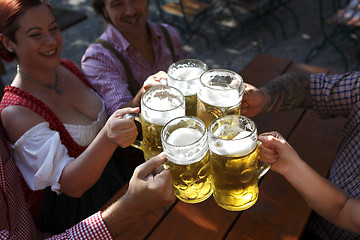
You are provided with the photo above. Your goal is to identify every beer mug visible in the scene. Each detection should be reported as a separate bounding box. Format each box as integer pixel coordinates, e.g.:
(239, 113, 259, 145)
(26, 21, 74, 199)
(129, 86, 185, 161)
(208, 115, 270, 211)
(197, 69, 244, 128)
(167, 59, 208, 116)
(161, 116, 212, 203)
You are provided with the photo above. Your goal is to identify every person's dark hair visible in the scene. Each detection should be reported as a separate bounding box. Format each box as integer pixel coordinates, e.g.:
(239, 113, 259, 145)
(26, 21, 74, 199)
(0, 0, 52, 62)
(92, 0, 111, 23)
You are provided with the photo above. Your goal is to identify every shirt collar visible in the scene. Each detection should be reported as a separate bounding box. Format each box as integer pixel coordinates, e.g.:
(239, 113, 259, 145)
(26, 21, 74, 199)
(147, 22, 163, 42)
(104, 22, 159, 51)
(105, 23, 131, 50)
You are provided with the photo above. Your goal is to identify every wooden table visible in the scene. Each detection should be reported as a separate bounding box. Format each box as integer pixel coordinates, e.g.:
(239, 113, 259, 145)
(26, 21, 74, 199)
(115, 53, 347, 240)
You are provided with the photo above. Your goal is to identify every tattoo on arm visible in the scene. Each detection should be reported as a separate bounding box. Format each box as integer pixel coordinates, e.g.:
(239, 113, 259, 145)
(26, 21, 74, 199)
(261, 72, 313, 112)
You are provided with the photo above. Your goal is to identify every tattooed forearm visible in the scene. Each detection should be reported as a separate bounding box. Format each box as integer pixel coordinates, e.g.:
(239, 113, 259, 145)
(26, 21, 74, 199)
(261, 72, 313, 112)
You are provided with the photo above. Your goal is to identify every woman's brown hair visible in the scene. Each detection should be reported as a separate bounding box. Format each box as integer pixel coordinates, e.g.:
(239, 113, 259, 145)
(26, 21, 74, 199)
(0, 0, 52, 62)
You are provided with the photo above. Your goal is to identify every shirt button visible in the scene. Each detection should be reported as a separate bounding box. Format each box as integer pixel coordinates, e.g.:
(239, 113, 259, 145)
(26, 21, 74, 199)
(14, 227, 18, 232)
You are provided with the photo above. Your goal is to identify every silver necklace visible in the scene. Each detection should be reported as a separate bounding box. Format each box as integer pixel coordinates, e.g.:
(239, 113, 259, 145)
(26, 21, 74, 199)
(17, 66, 63, 95)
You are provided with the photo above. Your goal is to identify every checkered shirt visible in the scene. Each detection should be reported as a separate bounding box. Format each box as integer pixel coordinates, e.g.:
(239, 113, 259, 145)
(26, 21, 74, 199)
(308, 71, 360, 240)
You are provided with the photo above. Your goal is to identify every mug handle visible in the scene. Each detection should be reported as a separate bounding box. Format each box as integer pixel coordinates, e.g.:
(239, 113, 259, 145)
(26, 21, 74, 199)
(257, 142, 271, 179)
(124, 113, 142, 151)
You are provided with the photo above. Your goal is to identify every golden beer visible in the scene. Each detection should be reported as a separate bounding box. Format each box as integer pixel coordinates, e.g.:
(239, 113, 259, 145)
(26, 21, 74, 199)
(130, 86, 185, 160)
(208, 115, 269, 211)
(165, 150, 212, 203)
(185, 94, 198, 117)
(167, 59, 207, 116)
(140, 117, 165, 161)
(161, 116, 212, 203)
(210, 147, 259, 211)
(196, 98, 241, 128)
(197, 69, 243, 128)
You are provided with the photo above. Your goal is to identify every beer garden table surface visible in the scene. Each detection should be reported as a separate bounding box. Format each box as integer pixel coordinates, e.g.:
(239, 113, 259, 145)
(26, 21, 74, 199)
(112, 53, 347, 240)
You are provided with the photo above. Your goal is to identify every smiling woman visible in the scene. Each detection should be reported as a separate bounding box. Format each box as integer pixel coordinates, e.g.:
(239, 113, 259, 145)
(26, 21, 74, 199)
(0, 0, 141, 234)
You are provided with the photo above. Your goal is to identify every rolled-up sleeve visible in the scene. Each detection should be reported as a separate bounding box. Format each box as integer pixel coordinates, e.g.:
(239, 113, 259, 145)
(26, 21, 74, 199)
(47, 212, 113, 239)
(310, 71, 360, 119)
(13, 122, 74, 194)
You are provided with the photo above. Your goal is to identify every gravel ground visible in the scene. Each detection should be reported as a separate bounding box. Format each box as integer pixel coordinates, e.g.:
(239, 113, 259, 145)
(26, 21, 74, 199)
(2, 0, 359, 85)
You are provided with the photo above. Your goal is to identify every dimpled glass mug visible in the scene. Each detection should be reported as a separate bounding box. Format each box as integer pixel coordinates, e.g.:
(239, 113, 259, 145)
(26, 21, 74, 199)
(167, 59, 208, 116)
(196, 69, 244, 128)
(128, 86, 185, 161)
(208, 115, 270, 211)
(161, 116, 212, 203)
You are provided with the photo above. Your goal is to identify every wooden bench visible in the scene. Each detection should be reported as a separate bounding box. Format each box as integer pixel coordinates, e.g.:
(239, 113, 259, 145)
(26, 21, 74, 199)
(161, 0, 212, 17)
(156, 0, 213, 46)
(218, 0, 299, 51)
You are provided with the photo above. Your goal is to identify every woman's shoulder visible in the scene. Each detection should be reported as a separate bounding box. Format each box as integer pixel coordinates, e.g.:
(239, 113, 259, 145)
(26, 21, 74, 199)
(2, 104, 45, 143)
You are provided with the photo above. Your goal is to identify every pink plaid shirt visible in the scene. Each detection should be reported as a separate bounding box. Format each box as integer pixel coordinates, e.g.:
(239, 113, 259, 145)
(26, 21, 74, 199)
(0, 129, 113, 239)
(81, 22, 184, 115)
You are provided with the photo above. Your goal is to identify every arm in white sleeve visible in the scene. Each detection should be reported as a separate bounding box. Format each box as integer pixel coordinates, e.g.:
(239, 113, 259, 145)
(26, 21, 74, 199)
(13, 122, 74, 194)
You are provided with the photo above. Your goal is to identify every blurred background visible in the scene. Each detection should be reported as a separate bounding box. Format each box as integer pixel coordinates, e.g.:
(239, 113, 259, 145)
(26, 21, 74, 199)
(2, 0, 359, 85)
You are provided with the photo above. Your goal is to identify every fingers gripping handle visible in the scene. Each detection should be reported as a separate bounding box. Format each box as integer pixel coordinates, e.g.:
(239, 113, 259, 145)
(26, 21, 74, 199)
(257, 141, 271, 179)
(124, 113, 142, 150)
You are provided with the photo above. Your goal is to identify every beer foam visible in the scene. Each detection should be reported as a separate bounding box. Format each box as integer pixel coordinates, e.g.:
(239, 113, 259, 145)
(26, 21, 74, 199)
(146, 97, 182, 110)
(142, 98, 185, 126)
(198, 88, 241, 107)
(211, 130, 257, 156)
(165, 127, 207, 165)
(142, 113, 180, 126)
(233, 131, 251, 140)
(171, 67, 204, 80)
(167, 128, 202, 146)
(169, 67, 204, 96)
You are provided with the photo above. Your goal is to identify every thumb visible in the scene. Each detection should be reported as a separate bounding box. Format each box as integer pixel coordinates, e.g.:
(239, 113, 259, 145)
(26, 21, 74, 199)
(136, 152, 167, 179)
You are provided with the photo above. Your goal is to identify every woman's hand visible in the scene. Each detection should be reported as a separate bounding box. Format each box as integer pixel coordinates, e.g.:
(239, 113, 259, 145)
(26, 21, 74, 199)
(143, 71, 168, 91)
(106, 107, 140, 148)
(258, 131, 301, 177)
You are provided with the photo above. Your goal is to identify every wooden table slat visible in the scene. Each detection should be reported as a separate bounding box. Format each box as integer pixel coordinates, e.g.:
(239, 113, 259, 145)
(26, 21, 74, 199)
(239, 53, 292, 87)
(148, 197, 238, 239)
(288, 110, 346, 176)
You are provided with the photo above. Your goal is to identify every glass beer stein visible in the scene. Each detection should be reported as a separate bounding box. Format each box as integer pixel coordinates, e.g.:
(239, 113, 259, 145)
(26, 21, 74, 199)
(161, 116, 212, 203)
(208, 115, 270, 211)
(129, 86, 185, 161)
(197, 69, 244, 128)
(167, 59, 208, 116)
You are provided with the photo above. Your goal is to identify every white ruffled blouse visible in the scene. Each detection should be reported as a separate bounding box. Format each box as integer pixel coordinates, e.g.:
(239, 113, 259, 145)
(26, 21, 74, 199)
(12, 98, 108, 194)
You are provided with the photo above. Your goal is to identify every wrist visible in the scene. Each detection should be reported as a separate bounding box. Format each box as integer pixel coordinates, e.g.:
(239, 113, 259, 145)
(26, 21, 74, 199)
(99, 127, 118, 149)
(102, 194, 137, 238)
(282, 157, 306, 183)
(259, 87, 271, 113)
